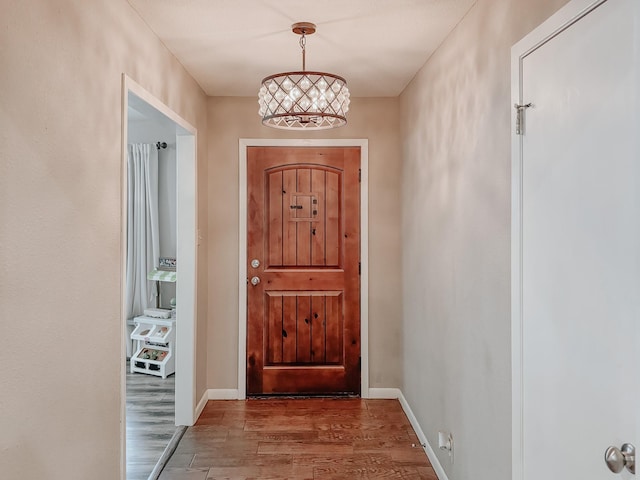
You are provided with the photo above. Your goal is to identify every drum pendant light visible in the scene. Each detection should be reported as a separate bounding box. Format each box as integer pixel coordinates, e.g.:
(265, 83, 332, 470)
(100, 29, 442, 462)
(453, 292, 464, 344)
(258, 22, 350, 130)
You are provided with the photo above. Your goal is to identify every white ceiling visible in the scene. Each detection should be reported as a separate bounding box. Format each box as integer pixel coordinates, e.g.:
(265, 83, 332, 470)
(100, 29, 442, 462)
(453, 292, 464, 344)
(127, 0, 476, 97)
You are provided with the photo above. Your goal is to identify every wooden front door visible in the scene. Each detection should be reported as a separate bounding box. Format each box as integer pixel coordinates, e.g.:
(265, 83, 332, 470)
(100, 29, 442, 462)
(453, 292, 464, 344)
(246, 146, 361, 395)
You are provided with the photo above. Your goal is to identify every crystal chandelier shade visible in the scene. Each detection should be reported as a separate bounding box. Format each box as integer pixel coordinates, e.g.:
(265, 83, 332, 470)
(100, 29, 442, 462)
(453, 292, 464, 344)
(259, 71, 350, 129)
(258, 23, 350, 130)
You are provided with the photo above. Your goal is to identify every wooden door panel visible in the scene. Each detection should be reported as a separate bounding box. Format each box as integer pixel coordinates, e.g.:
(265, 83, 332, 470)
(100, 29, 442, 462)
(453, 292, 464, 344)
(247, 146, 360, 395)
(264, 292, 344, 367)
(282, 295, 297, 364)
(295, 294, 312, 363)
(267, 171, 283, 266)
(325, 171, 340, 266)
(310, 295, 326, 363)
(265, 165, 344, 273)
(262, 367, 347, 394)
(265, 293, 283, 364)
(282, 169, 297, 266)
(325, 293, 343, 364)
(266, 166, 342, 269)
(294, 169, 311, 265)
(310, 169, 326, 266)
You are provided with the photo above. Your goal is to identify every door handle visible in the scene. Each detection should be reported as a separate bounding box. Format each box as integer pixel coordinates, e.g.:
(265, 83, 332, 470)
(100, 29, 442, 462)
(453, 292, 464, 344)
(605, 443, 635, 474)
(250, 276, 261, 286)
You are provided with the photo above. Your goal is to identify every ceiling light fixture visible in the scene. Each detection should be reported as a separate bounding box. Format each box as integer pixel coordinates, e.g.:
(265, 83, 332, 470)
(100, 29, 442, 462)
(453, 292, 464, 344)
(258, 22, 350, 130)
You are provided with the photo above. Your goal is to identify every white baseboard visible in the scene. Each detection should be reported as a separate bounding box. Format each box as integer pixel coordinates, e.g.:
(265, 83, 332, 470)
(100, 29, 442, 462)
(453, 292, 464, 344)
(368, 387, 402, 399)
(367, 388, 448, 480)
(194, 389, 241, 422)
(194, 390, 209, 421)
(208, 389, 240, 400)
(396, 390, 449, 480)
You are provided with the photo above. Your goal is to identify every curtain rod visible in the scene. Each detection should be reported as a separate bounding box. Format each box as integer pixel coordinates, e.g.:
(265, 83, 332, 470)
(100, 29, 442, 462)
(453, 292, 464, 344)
(156, 142, 167, 150)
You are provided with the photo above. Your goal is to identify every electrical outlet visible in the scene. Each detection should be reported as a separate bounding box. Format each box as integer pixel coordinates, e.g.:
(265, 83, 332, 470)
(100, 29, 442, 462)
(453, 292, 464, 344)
(438, 431, 454, 461)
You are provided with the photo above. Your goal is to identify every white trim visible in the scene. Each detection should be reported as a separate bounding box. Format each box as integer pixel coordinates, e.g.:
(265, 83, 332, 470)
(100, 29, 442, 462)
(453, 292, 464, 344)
(359, 142, 370, 398)
(511, 32, 524, 480)
(238, 138, 369, 400)
(396, 391, 449, 480)
(194, 389, 243, 422)
(208, 389, 241, 400)
(119, 75, 128, 480)
(512, 0, 607, 57)
(121, 76, 199, 455)
(368, 388, 401, 399)
(510, 2, 607, 479)
(238, 141, 248, 400)
(174, 133, 198, 426)
(195, 389, 209, 421)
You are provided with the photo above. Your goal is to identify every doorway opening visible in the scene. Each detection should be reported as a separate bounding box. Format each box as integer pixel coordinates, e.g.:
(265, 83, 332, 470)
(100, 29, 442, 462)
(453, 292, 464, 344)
(121, 76, 198, 478)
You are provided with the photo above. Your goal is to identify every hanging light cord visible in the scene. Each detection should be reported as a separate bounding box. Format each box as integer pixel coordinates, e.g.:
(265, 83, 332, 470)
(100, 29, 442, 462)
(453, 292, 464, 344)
(300, 30, 306, 71)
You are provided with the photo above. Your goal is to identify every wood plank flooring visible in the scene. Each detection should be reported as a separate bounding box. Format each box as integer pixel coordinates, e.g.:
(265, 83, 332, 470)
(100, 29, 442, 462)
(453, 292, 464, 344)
(159, 398, 437, 480)
(126, 362, 176, 480)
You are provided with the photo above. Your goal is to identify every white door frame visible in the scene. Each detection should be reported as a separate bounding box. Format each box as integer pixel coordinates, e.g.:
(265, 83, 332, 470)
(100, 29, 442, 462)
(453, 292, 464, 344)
(238, 138, 369, 399)
(510, 1, 609, 478)
(120, 75, 199, 476)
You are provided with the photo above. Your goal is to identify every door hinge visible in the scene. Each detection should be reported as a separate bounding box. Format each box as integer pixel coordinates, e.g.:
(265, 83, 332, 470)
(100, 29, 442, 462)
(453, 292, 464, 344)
(358, 261, 361, 275)
(514, 103, 532, 135)
(358, 168, 361, 183)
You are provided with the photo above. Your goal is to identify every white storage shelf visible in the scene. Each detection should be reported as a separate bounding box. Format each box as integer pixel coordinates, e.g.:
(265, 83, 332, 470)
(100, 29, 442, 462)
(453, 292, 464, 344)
(130, 315, 175, 379)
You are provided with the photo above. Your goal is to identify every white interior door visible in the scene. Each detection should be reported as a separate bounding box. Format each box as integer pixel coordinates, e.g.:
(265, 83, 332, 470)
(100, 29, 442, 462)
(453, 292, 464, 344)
(512, 0, 639, 479)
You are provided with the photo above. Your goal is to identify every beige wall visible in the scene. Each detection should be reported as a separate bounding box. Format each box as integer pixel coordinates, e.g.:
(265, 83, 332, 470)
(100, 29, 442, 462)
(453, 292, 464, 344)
(399, 0, 570, 478)
(206, 96, 402, 390)
(0, 1, 208, 478)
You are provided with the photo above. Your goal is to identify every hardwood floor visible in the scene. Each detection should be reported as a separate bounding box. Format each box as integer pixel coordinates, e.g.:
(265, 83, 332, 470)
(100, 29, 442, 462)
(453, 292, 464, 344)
(126, 362, 176, 480)
(159, 398, 437, 480)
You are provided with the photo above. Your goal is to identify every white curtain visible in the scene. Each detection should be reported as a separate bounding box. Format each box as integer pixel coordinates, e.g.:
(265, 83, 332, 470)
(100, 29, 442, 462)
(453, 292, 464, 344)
(126, 144, 159, 324)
